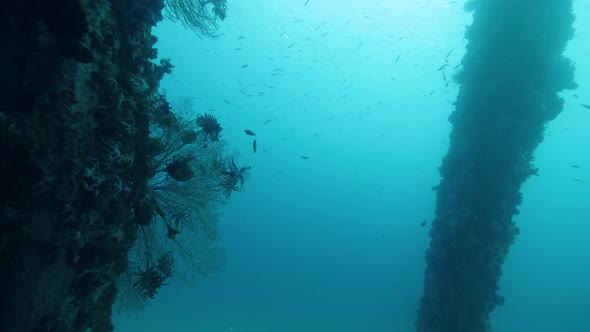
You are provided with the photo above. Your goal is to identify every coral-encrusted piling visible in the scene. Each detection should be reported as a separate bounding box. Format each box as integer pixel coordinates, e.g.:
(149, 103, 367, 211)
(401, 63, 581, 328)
(416, 1, 576, 331)
(0, 1, 168, 330)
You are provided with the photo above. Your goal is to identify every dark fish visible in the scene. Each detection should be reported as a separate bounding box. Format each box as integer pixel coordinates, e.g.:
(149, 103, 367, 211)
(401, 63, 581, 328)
(570, 164, 581, 168)
(429, 90, 436, 96)
(581, 104, 590, 110)
(445, 49, 453, 59)
(453, 63, 462, 69)
(420, 219, 427, 227)
(442, 71, 447, 82)
(241, 64, 249, 68)
(304, 0, 310, 6)
(253, 140, 257, 153)
(395, 54, 401, 63)
(263, 119, 273, 124)
(436, 64, 448, 71)
(288, 42, 296, 48)
(573, 94, 579, 99)
(224, 100, 230, 104)
(244, 129, 256, 136)
(300, 155, 310, 160)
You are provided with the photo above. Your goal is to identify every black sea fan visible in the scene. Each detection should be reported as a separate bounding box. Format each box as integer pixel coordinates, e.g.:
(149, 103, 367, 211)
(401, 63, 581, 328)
(196, 113, 222, 141)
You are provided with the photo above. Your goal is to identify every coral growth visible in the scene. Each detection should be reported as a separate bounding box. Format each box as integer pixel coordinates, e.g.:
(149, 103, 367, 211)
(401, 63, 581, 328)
(164, 0, 228, 36)
(116, 105, 247, 312)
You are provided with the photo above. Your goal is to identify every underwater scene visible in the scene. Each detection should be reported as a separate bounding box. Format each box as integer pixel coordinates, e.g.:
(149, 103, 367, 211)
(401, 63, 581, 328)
(0, 0, 588, 332)
(113, 1, 589, 331)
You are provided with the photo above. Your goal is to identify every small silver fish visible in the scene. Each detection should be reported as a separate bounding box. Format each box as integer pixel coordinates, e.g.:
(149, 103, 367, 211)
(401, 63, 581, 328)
(445, 49, 453, 59)
(572, 176, 585, 183)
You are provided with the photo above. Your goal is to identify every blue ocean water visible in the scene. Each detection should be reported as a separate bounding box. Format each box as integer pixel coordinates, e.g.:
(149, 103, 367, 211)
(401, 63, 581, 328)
(114, 1, 590, 331)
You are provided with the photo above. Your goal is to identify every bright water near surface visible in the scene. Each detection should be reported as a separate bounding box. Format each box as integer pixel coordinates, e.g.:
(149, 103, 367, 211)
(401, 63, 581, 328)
(114, 1, 590, 331)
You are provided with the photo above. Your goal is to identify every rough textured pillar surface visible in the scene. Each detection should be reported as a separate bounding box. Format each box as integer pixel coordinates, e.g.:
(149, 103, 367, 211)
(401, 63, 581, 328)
(0, 0, 168, 331)
(416, 1, 576, 331)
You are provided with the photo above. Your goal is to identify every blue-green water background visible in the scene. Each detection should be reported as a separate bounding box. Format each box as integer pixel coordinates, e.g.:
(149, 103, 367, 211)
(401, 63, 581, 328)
(115, 1, 590, 331)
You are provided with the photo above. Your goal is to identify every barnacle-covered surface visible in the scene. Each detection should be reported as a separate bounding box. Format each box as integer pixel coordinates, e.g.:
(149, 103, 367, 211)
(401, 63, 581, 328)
(415, 1, 576, 331)
(0, 0, 169, 331)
